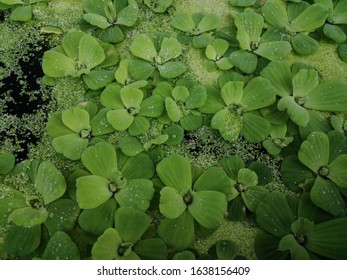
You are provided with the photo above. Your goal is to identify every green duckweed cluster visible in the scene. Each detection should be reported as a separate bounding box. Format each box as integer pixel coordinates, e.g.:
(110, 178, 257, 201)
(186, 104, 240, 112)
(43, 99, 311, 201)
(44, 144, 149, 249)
(1, 0, 347, 260)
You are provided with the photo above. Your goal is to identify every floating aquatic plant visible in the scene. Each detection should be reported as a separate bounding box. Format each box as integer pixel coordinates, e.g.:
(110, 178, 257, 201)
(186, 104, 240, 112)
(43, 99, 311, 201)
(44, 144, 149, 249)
(204, 38, 233, 72)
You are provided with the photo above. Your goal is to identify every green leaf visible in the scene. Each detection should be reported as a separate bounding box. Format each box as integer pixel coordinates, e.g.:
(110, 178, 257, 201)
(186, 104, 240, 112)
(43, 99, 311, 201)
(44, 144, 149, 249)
(165, 97, 182, 122)
(192, 33, 214, 48)
(242, 186, 269, 212)
(278, 234, 310, 260)
(107, 109, 134, 131)
(328, 155, 347, 187)
(216, 57, 233, 70)
(310, 176, 346, 217)
(172, 86, 189, 102)
(290, 4, 328, 32)
(216, 240, 238, 260)
(91, 228, 123, 260)
(305, 217, 347, 259)
(194, 166, 230, 195)
(120, 87, 143, 109)
(133, 238, 168, 260)
(43, 231, 80, 260)
(78, 199, 117, 235)
(91, 108, 115, 136)
(290, 33, 319, 55)
(242, 77, 276, 111)
(173, 250, 196, 260)
(79, 33, 105, 69)
(163, 124, 184, 145)
(100, 83, 123, 109)
(229, 50, 258, 74)
(292, 69, 319, 97)
(260, 60, 292, 97)
(99, 25, 125, 43)
(158, 61, 186, 79)
(4, 225, 41, 257)
(277, 96, 310, 127)
(262, 0, 289, 29)
(8, 207, 48, 227)
(83, 69, 115, 90)
(62, 107, 90, 133)
(128, 115, 150, 136)
(81, 142, 117, 179)
(332, 0, 347, 24)
(234, 8, 263, 46)
(180, 114, 203, 131)
(189, 190, 227, 228)
(305, 79, 347, 111)
(116, 179, 154, 211)
(62, 31, 84, 61)
(116, 0, 139, 26)
(242, 112, 271, 142)
(197, 13, 220, 33)
(229, 0, 256, 6)
(221, 81, 244, 106)
(158, 211, 195, 250)
(52, 134, 89, 160)
(76, 175, 112, 209)
(159, 37, 182, 62)
(171, 12, 195, 33)
(338, 43, 347, 63)
(159, 187, 186, 219)
(255, 233, 287, 260)
(83, 13, 111, 29)
(115, 207, 151, 243)
(118, 136, 144, 157)
(140, 95, 164, 117)
(128, 59, 155, 80)
(10, 5, 32, 21)
(256, 191, 295, 238)
(212, 109, 243, 142)
(0, 152, 15, 174)
(42, 48, 76, 78)
(35, 161, 66, 205)
(219, 156, 244, 180)
(254, 41, 292, 61)
(45, 199, 80, 234)
(298, 132, 329, 173)
(121, 153, 155, 180)
(238, 168, 258, 187)
(185, 85, 207, 109)
(0, 186, 26, 227)
(323, 23, 346, 43)
(83, 0, 108, 15)
(156, 154, 192, 192)
(130, 34, 157, 62)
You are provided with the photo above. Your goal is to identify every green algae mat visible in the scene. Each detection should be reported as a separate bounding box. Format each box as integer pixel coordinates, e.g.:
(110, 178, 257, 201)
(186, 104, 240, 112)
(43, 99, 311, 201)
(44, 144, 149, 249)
(1, 0, 347, 260)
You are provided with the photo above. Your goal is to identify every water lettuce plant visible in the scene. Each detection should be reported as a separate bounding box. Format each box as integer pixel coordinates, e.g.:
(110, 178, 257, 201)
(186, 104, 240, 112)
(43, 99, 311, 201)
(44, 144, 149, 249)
(130, 34, 186, 79)
(204, 38, 233, 72)
(230, 8, 292, 74)
(100, 83, 164, 135)
(156, 154, 229, 249)
(42, 30, 118, 89)
(260, 60, 347, 127)
(0, 0, 46, 21)
(82, 0, 139, 43)
(255, 191, 347, 259)
(171, 12, 220, 48)
(262, 0, 329, 55)
(281, 131, 347, 217)
(200, 78, 276, 142)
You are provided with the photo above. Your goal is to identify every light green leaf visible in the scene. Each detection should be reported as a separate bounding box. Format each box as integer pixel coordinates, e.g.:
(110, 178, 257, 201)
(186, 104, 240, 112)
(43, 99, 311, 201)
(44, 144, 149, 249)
(292, 69, 319, 97)
(328, 155, 347, 187)
(234, 8, 263, 45)
(120, 87, 143, 109)
(172, 86, 190, 102)
(140, 95, 164, 117)
(238, 168, 258, 187)
(229, 50, 257, 74)
(165, 97, 182, 122)
(0, 152, 15, 174)
(188, 190, 227, 228)
(242, 77, 276, 111)
(305, 79, 347, 111)
(130, 34, 157, 62)
(221, 81, 244, 106)
(194, 167, 230, 195)
(310, 176, 345, 217)
(81, 142, 117, 179)
(159, 187, 187, 219)
(323, 23, 346, 43)
(116, 179, 154, 211)
(156, 154, 191, 192)
(128, 115, 150, 136)
(242, 113, 271, 143)
(79, 34, 105, 69)
(196, 13, 220, 33)
(128, 59, 155, 80)
(278, 234, 310, 260)
(118, 136, 144, 157)
(241, 186, 269, 212)
(262, 0, 289, 29)
(107, 109, 134, 131)
(219, 155, 244, 180)
(298, 131, 329, 173)
(290, 33, 319, 55)
(76, 175, 112, 209)
(159, 37, 182, 62)
(277, 96, 310, 127)
(121, 153, 155, 180)
(91, 228, 122, 260)
(10, 5, 32, 21)
(62, 107, 90, 133)
(83, 13, 111, 29)
(180, 115, 203, 131)
(291, 4, 328, 32)
(158, 61, 186, 79)
(43, 231, 80, 260)
(52, 134, 89, 160)
(171, 12, 195, 33)
(83, 69, 115, 90)
(98, 25, 125, 43)
(35, 161, 66, 205)
(185, 85, 207, 109)
(255, 41, 292, 60)
(42, 48, 76, 78)
(211, 109, 243, 142)
(8, 207, 48, 227)
(115, 206, 151, 243)
(100, 83, 123, 109)
(116, 0, 139, 26)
